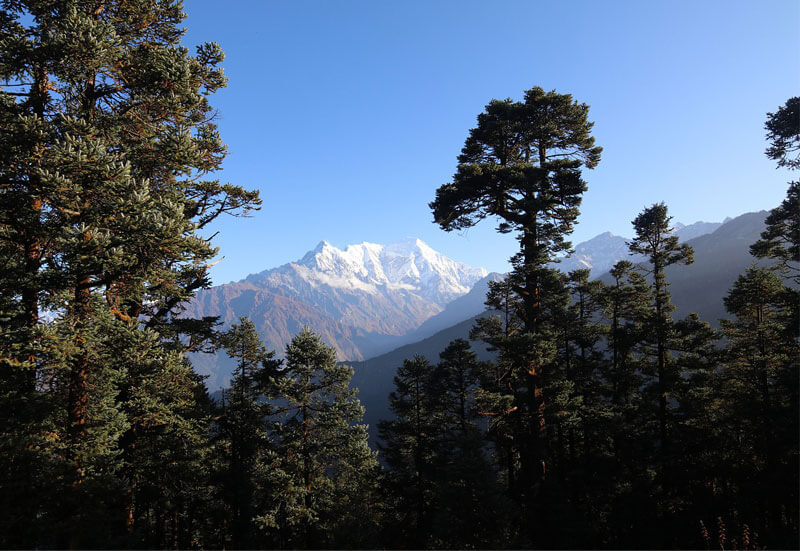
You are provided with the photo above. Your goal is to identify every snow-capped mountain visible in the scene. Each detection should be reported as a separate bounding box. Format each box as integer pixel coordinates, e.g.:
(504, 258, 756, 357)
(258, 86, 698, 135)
(187, 221, 725, 390)
(552, 231, 632, 277)
(250, 237, 486, 306)
(673, 221, 723, 241)
(185, 238, 487, 389)
(552, 220, 723, 278)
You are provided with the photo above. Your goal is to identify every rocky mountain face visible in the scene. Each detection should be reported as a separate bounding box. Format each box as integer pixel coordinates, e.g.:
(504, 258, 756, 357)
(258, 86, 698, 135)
(185, 238, 487, 389)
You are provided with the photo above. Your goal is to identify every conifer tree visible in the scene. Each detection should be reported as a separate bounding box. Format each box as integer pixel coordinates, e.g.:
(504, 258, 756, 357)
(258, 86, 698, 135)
(719, 267, 799, 547)
(628, 203, 693, 488)
(214, 318, 281, 549)
(115, 326, 212, 548)
(0, 2, 260, 546)
(664, 312, 720, 545)
(751, 97, 799, 353)
(763, 96, 800, 170)
(472, 271, 586, 546)
(596, 260, 654, 547)
(558, 269, 613, 539)
(264, 328, 379, 549)
(430, 86, 601, 543)
(428, 339, 511, 548)
(378, 355, 439, 548)
(563, 269, 606, 466)
(470, 278, 524, 497)
(600, 261, 650, 420)
(751, 181, 800, 284)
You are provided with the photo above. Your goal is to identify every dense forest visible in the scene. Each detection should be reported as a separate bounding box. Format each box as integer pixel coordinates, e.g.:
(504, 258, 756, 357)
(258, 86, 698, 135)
(0, 3, 797, 549)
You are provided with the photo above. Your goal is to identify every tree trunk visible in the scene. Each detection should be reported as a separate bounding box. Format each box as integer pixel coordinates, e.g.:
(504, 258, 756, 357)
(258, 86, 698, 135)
(20, 59, 49, 390)
(520, 221, 548, 544)
(654, 258, 669, 485)
(67, 276, 91, 550)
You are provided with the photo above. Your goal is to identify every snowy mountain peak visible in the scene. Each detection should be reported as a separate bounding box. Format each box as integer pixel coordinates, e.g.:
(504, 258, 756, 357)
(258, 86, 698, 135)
(672, 220, 723, 241)
(584, 231, 620, 243)
(386, 236, 425, 250)
(553, 232, 631, 276)
(251, 238, 487, 306)
(552, 219, 723, 278)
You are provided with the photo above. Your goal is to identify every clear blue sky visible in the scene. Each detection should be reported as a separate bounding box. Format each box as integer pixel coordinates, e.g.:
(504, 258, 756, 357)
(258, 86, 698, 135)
(182, 0, 799, 285)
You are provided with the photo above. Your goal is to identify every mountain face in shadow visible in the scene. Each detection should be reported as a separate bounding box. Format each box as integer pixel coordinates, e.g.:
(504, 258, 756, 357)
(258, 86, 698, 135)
(616, 210, 768, 325)
(350, 211, 768, 439)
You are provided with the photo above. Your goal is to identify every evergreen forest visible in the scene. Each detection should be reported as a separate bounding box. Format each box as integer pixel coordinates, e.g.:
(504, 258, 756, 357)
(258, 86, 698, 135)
(0, 3, 797, 549)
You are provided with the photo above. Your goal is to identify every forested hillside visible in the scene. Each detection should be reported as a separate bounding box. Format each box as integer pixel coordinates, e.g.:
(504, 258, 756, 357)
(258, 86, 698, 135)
(350, 209, 776, 439)
(0, 3, 796, 549)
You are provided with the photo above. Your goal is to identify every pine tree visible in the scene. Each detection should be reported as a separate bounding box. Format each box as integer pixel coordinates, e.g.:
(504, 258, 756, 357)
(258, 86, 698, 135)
(428, 339, 511, 548)
(666, 312, 720, 545)
(750, 97, 799, 355)
(563, 269, 606, 466)
(596, 260, 654, 547)
(472, 271, 588, 546)
(430, 86, 601, 544)
(719, 267, 799, 547)
(600, 261, 650, 422)
(559, 269, 613, 541)
(0, 2, 260, 546)
(470, 278, 524, 499)
(213, 318, 280, 549)
(378, 355, 439, 548)
(751, 181, 800, 283)
(264, 328, 379, 549)
(114, 325, 212, 548)
(628, 203, 693, 481)
(763, 96, 799, 170)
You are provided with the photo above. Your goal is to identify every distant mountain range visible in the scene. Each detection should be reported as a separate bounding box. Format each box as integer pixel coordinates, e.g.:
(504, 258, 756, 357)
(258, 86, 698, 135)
(187, 216, 735, 391)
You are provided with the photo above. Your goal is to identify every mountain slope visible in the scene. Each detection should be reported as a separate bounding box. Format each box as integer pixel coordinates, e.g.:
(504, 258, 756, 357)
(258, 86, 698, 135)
(674, 220, 723, 241)
(402, 272, 504, 341)
(348, 312, 496, 440)
(351, 211, 768, 435)
(627, 211, 767, 324)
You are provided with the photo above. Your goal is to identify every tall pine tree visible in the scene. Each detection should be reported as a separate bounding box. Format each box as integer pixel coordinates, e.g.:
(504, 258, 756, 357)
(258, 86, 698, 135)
(430, 86, 601, 544)
(627, 202, 694, 546)
(0, 2, 260, 546)
(214, 318, 280, 549)
(264, 328, 379, 549)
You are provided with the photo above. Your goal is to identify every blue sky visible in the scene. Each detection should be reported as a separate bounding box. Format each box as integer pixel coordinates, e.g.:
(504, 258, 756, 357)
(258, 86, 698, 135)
(182, 0, 799, 285)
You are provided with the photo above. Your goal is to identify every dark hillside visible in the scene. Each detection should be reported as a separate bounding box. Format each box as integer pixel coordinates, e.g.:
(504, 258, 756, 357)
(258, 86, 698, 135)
(355, 211, 771, 435)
